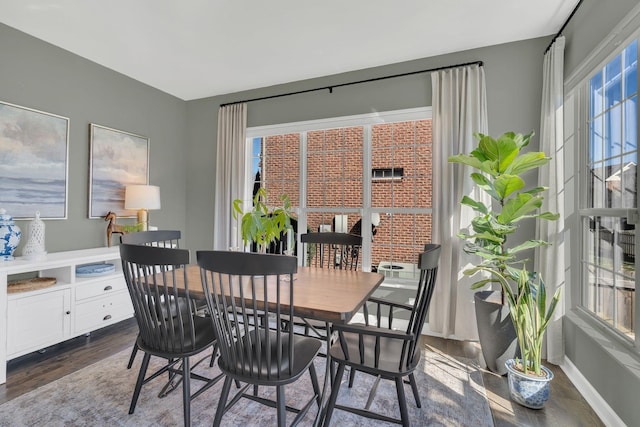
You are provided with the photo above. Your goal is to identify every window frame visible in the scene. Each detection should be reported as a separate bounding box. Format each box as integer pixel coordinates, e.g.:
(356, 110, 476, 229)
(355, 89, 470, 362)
(245, 107, 432, 279)
(570, 31, 640, 348)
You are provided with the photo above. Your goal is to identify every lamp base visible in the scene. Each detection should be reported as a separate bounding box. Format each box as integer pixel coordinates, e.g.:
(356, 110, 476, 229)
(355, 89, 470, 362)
(137, 209, 148, 231)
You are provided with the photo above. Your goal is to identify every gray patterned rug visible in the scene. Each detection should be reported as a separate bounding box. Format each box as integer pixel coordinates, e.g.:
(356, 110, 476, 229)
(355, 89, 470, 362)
(0, 344, 493, 426)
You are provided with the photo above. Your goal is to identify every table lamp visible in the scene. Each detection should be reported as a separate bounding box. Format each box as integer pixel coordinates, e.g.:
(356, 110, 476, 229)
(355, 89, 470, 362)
(124, 185, 161, 231)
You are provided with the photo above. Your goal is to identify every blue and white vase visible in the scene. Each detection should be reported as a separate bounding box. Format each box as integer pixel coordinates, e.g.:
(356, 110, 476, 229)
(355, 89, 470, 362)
(0, 209, 22, 261)
(505, 358, 554, 409)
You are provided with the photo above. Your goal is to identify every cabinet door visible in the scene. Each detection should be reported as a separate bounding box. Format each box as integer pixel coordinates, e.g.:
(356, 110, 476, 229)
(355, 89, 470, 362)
(7, 288, 71, 358)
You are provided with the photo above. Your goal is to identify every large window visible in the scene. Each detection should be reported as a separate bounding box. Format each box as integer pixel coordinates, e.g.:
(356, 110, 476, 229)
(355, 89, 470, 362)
(579, 38, 638, 341)
(246, 108, 432, 287)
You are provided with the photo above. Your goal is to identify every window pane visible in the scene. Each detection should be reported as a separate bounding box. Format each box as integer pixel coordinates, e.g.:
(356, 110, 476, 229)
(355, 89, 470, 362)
(591, 71, 603, 116)
(625, 96, 638, 153)
(590, 116, 603, 163)
(589, 161, 606, 208)
(605, 54, 622, 108)
(605, 104, 622, 159)
(583, 216, 635, 340)
(624, 39, 638, 99)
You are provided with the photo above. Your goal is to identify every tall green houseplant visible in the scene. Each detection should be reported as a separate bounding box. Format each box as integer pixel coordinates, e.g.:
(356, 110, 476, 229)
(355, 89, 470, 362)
(232, 188, 293, 252)
(449, 131, 561, 376)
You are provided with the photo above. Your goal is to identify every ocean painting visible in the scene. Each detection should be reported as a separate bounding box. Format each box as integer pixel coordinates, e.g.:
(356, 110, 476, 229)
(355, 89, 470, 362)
(0, 102, 69, 219)
(89, 124, 149, 218)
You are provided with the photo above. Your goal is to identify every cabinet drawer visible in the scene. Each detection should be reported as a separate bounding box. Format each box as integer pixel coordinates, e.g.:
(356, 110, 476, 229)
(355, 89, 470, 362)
(75, 276, 127, 301)
(74, 291, 133, 334)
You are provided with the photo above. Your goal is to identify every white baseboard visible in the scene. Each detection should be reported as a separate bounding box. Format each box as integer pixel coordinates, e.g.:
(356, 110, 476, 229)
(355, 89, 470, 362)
(561, 358, 627, 427)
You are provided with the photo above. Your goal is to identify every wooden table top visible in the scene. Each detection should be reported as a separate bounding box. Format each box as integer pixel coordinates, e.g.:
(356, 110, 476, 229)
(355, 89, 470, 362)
(179, 264, 384, 323)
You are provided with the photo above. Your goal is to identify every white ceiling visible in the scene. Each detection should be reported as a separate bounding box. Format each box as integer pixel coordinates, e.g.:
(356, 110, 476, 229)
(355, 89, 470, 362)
(1, 1, 579, 101)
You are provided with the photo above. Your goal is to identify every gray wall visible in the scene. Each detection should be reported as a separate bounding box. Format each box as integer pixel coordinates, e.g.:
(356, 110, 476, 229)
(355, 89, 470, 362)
(0, 23, 188, 252)
(561, 1, 640, 425)
(185, 36, 550, 251)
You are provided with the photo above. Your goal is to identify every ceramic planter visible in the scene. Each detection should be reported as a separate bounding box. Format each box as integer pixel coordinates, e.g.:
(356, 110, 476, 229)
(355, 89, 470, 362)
(474, 290, 519, 375)
(505, 358, 554, 409)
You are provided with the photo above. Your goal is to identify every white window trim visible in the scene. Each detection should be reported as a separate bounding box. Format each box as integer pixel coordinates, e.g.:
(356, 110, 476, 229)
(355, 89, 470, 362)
(567, 28, 640, 349)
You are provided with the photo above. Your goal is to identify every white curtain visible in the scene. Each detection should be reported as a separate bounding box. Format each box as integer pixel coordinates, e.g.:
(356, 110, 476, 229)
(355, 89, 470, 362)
(213, 103, 248, 250)
(535, 36, 565, 365)
(429, 64, 489, 340)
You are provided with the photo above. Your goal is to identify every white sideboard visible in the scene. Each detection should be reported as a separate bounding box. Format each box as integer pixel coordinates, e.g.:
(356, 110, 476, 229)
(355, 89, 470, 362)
(0, 246, 133, 384)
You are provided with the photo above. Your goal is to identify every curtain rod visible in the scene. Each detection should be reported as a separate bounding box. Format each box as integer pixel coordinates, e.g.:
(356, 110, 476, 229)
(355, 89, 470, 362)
(219, 60, 483, 107)
(544, 0, 584, 54)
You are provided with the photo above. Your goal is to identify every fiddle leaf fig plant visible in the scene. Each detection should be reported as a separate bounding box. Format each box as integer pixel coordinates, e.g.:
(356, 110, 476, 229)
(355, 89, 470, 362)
(449, 131, 561, 376)
(232, 187, 292, 251)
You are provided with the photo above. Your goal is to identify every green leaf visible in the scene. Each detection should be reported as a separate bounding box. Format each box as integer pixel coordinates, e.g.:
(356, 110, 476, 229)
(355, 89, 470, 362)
(460, 196, 489, 214)
(478, 133, 519, 173)
(494, 174, 525, 200)
(538, 212, 561, 221)
(499, 193, 543, 224)
(506, 152, 550, 175)
(523, 186, 547, 195)
(470, 173, 500, 200)
(507, 240, 550, 254)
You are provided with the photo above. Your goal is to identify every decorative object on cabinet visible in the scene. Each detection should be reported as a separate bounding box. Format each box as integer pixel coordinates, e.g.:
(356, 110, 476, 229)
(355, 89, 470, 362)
(8, 277, 56, 293)
(0, 209, 21, 261)
(22, 211, 47, 261)
(89, 124, 149, 219)
(103, 211, 141, 247)
(124, 185, 161, 231)
(0, 101, 69, 219)
(75, 263, 116, 277)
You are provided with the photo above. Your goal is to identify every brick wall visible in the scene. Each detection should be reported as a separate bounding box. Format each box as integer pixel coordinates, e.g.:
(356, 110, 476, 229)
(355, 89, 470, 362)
(261, 119, 432, 269)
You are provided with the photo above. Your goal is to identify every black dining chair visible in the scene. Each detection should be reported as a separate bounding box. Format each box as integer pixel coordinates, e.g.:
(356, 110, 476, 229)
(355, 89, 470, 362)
(301, 232, 362, 271)
(323, 244, 441, 427)
(197, 250, 323, 427)
(120, 243, 223, 427)
(120, 230, 183, 369)
(293, 232, 363, 341)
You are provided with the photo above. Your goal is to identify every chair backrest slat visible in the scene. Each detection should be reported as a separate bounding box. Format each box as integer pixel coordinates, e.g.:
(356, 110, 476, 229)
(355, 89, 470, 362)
(197, 251, 297, 380)
(301, 232, 362, 270)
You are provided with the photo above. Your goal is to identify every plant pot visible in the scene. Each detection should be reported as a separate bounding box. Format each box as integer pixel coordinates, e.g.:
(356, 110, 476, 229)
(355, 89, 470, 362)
(474, 290, 519, 375)
(505, 359, 554, 409)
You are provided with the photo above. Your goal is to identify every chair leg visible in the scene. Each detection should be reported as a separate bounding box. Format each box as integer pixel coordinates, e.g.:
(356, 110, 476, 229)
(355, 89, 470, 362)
(309, 362, 322, 407)
(127, 342, 139, 369)
(214, 376, 233, 426)
(322, 362, 346, 427)
(182, 356, 191, 427)
(408, 373, 421, 408)
(276, 385, 286, 427)
(129, 352, 151, 414)
(395, 376, 410, 427)
(348, 367, 356, 388)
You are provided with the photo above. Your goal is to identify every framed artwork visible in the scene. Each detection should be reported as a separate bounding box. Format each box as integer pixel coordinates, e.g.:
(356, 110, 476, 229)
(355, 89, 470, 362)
(0, 101, 69, 219)
(89, 124, 149, 218)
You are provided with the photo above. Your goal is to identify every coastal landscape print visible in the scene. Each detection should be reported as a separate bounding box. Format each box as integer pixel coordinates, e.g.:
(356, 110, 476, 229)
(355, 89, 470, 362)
(89, 124, 148, 218)
(0, 101, 69, 219)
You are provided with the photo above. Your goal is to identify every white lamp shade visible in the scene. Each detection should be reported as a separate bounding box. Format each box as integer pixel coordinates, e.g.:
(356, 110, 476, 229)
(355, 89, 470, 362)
(124, 185, 161, 210)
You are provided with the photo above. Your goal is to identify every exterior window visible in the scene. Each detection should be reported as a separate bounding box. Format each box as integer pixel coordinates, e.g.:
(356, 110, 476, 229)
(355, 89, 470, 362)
(372, 168, 404, 181)
(581, 38, 638, 341)
(246, 108, 432, 287)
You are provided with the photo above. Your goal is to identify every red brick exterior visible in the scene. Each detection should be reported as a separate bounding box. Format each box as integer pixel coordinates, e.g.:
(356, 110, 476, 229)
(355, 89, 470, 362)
(261, 119, 432, 269)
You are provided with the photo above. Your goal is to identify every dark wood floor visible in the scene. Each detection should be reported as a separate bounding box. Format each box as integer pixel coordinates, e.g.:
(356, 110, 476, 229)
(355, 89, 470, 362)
(0, 318, 604, 426)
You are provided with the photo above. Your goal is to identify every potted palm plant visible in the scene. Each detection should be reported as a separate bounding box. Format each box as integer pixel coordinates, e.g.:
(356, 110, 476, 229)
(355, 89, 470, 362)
(448, 131, 560, 383)
(232, 188, 293, 253)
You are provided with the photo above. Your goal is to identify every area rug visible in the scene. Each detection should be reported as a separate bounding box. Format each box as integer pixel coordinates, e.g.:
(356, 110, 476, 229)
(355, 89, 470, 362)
(0, 344, 493, 426)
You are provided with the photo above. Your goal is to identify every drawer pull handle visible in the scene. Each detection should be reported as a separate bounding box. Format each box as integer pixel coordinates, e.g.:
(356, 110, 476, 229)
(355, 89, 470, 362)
(103, 314, 112, 321)
(104, 285, 113, 291)
(66, 311, 71, 315)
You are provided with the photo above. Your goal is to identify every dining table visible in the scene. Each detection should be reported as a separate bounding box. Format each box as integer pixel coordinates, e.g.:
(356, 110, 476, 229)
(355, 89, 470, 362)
(174, 263, 385, 426)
